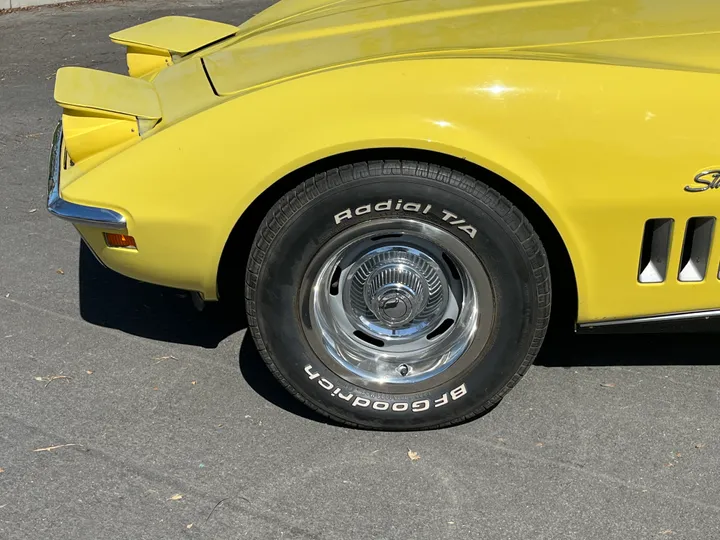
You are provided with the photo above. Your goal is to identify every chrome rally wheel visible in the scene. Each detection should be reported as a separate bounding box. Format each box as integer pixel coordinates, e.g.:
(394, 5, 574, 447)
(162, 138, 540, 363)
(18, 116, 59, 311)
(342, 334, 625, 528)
(246, 160, 551, 430)
(303, 219, 494, 392)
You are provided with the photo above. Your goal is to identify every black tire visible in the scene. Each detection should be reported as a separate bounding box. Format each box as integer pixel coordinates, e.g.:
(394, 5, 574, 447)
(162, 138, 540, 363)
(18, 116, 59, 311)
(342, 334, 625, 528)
(245, 160, 550, 430)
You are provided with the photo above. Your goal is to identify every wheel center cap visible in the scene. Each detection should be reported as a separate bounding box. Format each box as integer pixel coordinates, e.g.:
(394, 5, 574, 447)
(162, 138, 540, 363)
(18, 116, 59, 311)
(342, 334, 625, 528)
(346, 246, 449, 337)
(378, 292, 410, 322)
(370, 281, 422, 327)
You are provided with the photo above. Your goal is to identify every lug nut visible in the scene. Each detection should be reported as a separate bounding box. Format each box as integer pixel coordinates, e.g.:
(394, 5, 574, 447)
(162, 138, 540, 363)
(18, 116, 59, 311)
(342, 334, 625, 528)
(398, 364, 409, 377)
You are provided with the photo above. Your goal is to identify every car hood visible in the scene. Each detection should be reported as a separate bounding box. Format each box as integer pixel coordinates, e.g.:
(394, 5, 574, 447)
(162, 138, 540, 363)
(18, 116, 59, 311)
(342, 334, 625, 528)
(200, 0, 720, 95)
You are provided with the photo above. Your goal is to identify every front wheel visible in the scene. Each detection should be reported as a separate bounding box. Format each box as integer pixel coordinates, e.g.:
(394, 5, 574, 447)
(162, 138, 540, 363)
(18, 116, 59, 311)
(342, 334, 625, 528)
(245, 161, 550, 430)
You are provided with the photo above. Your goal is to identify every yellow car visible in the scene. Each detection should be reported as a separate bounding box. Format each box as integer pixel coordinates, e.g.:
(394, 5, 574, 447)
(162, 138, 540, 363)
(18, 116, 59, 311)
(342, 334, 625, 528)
(48, 0, 720, 429)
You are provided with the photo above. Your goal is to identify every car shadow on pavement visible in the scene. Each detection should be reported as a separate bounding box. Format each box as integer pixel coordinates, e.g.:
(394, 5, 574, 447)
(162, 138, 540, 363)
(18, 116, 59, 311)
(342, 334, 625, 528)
(78, 243, 336, 423)
(78, 242, 244, 348)
(78, 241, 720, 421)
(536, 329, 720, 368)
(238, 334, 342, 426)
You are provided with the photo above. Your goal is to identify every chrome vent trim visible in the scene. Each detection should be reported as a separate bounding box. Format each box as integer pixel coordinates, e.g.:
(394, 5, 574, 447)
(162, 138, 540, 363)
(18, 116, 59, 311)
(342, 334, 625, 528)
(638, 219, 673, 284)
(678, 217, 716, 282)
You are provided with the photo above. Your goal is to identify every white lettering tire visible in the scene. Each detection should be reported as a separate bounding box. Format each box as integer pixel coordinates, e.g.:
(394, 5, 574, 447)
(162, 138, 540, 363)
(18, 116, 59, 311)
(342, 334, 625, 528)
(245, 160, 550, 430)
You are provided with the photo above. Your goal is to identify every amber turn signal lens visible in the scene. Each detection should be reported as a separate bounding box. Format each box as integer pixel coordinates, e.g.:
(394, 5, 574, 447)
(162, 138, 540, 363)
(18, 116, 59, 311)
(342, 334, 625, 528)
(104, 233, 137, 249)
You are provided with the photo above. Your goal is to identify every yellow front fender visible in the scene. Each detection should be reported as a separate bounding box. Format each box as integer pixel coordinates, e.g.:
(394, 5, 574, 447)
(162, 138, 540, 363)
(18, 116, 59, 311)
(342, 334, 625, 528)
(65, 56, 720, 322)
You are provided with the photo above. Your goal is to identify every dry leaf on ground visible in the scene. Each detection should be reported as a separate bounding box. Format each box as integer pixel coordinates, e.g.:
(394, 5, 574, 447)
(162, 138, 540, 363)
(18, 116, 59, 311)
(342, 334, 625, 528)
(45, 375, 71, 387)
(86, 370, 93, 375)
(695, 443, 705, 449)
(0, 468, 4, 473)
(407, 448, 420, 461)
(168, 494, 183, 501)
(600, 383, 616, 388)
(56, 269, 64, 275)
(34, 374, 72, 388)
(33, 444, 79, 452)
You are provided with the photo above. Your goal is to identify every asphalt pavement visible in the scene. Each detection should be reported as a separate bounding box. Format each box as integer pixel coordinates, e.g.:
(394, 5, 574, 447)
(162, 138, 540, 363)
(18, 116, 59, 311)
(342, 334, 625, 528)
(2, 1, 720, 538)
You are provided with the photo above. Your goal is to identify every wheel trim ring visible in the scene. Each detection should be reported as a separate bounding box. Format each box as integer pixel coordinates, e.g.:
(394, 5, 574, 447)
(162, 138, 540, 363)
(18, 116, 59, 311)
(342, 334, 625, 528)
(299, 218, 495, 394)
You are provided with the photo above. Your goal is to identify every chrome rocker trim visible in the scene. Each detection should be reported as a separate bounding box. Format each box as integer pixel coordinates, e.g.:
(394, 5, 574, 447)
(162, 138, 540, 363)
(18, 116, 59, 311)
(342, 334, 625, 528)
(578, 309, 720, 333)
(47, 123, 126, 230)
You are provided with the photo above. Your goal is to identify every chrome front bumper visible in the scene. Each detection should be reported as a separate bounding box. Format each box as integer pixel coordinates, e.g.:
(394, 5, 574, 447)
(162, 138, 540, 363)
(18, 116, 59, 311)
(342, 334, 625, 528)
(47, 123, 126, 230)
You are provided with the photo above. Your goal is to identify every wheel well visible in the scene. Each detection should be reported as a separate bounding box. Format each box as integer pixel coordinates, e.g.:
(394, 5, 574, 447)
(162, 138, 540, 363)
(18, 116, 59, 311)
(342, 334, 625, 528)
(217, 148, 578, 328)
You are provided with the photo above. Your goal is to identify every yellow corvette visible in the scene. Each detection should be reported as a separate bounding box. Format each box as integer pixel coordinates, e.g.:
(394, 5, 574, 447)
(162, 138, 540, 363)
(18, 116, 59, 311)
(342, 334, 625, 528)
(48, 0, 720, 429)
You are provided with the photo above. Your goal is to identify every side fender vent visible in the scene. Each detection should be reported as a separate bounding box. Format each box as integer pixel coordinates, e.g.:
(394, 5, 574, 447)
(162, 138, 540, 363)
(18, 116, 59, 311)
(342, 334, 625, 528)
(638, 219, 674, 283)
(678, 217, 716, 282)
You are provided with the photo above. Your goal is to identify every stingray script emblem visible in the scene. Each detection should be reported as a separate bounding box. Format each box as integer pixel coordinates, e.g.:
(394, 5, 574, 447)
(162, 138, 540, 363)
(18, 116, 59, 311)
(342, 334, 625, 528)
(685, 170, 720, 192)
